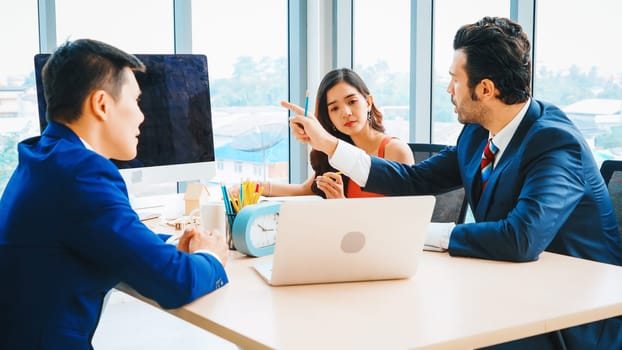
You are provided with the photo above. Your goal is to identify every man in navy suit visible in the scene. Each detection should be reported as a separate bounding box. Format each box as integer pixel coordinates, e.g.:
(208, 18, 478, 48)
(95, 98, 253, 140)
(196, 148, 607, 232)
(287, 17, 622, 350)
(0, 39, 229, 349)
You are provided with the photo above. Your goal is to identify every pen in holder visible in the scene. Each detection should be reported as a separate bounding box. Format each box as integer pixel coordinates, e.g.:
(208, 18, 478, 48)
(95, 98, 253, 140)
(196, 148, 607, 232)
(222, 180, 267, 252)
(226, 213, 237, 250)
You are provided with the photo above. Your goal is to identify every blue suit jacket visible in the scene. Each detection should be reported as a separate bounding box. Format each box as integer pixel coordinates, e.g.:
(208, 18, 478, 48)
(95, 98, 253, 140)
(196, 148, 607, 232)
(0, 123, 228, 350)
(364, 100, 622, 349)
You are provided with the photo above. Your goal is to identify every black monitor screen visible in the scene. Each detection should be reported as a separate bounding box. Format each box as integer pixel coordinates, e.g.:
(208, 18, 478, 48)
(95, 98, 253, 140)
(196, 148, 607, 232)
(34, 54, 215, 169)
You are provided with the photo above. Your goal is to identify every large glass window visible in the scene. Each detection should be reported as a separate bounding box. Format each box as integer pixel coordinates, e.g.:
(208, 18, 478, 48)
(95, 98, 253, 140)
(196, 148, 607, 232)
(0, 1, 39, 195)
(353, 0, 410, 142)
(192, 1, 288, 185)
(534, 0, 622, 165)
(8, 1, 620, 197)
(55, 0, 173, 52)
(431, 0, 509, 145)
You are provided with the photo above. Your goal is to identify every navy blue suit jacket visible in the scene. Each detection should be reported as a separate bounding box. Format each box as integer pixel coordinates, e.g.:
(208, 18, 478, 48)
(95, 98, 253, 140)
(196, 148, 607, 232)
(0, 123, 228, 350)
(364, 100, 622, 349)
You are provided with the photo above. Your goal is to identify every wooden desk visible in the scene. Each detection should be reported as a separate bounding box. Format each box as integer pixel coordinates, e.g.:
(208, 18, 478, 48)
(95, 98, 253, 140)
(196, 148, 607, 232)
(118, 251, 622, 349)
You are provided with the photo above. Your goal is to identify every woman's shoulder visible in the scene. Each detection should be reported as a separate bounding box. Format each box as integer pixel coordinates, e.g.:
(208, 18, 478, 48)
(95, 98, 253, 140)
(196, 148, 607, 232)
(382, 136, 414, 165)
(382, 135, 408, 149)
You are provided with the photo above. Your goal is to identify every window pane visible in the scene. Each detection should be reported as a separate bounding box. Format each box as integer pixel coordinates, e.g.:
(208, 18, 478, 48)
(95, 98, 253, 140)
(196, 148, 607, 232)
(192, 1, 288, 185)
(534, 0, 622, 165)
(354, 0, 410, 142)
(431, 1, 509, 145)
(0, 1, 39, 195)
(56, 0, 173, 52)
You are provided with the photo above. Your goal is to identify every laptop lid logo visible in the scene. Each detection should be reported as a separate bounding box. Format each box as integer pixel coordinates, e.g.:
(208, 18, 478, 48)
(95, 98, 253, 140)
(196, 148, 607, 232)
(341, 232, 366, 253)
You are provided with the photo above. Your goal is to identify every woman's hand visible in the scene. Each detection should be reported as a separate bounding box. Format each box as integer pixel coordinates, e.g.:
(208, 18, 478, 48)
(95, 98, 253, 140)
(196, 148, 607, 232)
(315, 171, 345, 199)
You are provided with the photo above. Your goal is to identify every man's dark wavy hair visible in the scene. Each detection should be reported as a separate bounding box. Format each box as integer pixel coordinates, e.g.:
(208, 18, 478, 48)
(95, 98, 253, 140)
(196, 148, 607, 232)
(453, 16, 531, 104)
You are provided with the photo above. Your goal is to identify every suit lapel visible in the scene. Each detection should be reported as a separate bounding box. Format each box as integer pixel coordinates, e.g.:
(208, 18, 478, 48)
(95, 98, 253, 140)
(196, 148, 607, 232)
(461, 127, 489, 209)
(474, 100, 541, 220)
(474, 160, 510, 218)
(469, 140, 486, 205)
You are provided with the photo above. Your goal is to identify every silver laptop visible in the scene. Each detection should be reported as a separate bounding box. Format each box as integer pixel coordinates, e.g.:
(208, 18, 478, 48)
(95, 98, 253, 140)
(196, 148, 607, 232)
(253, 195, 435, 286)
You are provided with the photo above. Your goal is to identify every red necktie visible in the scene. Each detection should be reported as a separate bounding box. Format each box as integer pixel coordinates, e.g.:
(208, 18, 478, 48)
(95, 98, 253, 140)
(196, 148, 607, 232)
(480, 139, 498, 190)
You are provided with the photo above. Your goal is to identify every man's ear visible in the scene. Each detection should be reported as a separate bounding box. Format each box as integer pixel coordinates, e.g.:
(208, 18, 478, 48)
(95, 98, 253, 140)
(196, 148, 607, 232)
(88, 89, 109, 121)
(479, 78, 497, 99)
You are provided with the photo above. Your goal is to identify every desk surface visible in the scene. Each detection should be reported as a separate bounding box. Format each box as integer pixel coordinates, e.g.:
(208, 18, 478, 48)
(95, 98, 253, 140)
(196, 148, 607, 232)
(119, 251, 622, 350)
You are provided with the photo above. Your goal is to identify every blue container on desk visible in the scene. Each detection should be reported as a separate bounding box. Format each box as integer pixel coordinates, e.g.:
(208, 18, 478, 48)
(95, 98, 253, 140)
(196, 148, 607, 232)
(230, 202, 281, 257)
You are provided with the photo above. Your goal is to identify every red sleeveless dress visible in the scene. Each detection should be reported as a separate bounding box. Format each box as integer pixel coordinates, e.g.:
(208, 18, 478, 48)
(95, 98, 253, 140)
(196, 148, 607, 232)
(346, 136, 394, 198)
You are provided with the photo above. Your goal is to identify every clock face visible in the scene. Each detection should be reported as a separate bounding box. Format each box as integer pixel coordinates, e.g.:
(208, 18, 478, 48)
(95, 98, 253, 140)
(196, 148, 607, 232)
(231, 201, 281, 257)
(250, 213, 279, 248)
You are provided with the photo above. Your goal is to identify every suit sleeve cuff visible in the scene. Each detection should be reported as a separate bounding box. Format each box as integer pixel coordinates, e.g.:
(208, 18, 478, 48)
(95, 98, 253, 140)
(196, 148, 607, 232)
(164, 237, 224, 266)
(194, 249, 224, 266)
(328, 140, 372, 187)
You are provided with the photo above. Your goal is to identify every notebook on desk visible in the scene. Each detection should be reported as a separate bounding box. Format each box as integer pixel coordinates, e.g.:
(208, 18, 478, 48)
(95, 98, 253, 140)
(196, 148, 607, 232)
(253, 195, 435, 286)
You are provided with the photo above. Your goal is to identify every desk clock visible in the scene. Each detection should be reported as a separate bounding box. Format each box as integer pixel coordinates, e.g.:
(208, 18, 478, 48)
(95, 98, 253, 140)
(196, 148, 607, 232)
(231, 201, 281, 257)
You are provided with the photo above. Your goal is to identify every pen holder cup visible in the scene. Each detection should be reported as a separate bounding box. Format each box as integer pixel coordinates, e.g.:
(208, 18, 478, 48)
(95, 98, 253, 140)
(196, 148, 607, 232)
(226, 213, 237, 250)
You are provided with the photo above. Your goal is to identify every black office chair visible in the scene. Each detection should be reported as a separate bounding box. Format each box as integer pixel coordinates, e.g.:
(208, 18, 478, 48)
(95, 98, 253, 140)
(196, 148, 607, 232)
(408, 143, 467, 224)
(600, 160, 622, 239)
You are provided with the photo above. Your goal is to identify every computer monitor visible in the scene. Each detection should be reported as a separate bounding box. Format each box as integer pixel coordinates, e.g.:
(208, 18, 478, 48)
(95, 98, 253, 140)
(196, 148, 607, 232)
(34, 53, 216, 196)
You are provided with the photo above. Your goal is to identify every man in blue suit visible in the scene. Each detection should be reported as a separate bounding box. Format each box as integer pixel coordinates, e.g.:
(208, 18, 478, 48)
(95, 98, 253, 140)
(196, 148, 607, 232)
(287, 17, 622, 350)
(0, 39, 229, 349)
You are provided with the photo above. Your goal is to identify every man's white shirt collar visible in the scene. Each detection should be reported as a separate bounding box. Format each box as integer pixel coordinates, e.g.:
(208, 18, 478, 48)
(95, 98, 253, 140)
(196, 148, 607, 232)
(489, 98, 531, 167)
(79, 137, 95, 152)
